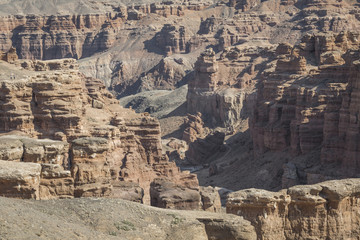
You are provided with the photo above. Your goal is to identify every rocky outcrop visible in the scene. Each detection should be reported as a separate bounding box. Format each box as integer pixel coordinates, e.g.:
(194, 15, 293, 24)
(229, 0, 261, 11)
(0, 136, 72, 200)
(200, 186, 222, 212)
(154, 23, 204, 56)
(182, 112, 205, 143)
(0, 160, 41, 199)
(227, 178, 360, 240)
(251, 31, 360, 180)
(39, 163, 74, 199)
(187, 43, 274, 130)
(0, 58, 200, 209)
(150, 178, 201, 210)
(134, 57, 192, 92)
(0, 0, 212, 60)
(198, 14, 277, 51)
(0, 47, 18, 63)
(4, 14, 122, 60)
(155, 24, 188, 55)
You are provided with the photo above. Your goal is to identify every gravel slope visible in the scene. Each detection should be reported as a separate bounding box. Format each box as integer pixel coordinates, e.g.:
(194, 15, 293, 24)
(0, 197, 256, 240)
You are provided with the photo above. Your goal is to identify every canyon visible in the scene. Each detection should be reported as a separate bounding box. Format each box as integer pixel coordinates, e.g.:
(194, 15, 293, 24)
(0, 57, 210, 211)
(1, 0, 360, 239)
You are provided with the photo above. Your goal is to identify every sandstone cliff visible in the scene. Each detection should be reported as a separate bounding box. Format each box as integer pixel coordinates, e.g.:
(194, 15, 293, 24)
(251, 31, 360, 184)
(0, 57, 204, 210)
(0, 0, 213, 61)
(227, 178, 360, 240)
(187, 43, 273, 131)
(2, 0, 360, 98)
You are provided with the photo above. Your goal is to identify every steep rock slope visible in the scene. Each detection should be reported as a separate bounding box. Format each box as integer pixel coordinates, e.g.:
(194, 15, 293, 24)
(0, 57, 201, 209)
(2, 0, 360, 97)
(227, 178, 360, 240)
(251, 31, 360, 183)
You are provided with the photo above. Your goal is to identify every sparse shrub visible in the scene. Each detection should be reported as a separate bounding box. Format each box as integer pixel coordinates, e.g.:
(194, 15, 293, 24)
(167, 213, 184, 225)
(114, 220, 136, 231)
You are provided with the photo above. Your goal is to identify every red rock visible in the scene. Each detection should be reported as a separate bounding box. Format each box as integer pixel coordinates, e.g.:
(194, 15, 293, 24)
(0, 58, 201, 209)
(227, 178, 360, 239)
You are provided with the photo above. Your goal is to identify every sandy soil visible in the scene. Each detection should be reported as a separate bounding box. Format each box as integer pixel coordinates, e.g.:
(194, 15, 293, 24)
(0, 196, 254, 240)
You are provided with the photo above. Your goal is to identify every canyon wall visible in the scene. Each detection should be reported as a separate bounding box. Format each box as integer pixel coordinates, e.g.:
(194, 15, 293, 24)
(251, 32, 360, 183)
(0, 0, 213, 60)
(227, 178, 360, 240)
(187, 43, 274, 130)
(0, 57, 208, 210)
(0, 0, 359, 97)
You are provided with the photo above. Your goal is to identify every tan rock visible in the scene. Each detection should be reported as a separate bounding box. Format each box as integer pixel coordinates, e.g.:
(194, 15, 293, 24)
(0, 160, 41, 199)
(200, 186, 222, 212)
(183, 112, 204, 143)
(150, 178, 201, 210)
(0, 58, 201, 209)
(0, 137, 24, 161)
(251, 32, 360, 178)
(227, 179, 360, 240)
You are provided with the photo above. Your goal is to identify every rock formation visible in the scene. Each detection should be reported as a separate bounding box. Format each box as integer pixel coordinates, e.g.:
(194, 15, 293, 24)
(229, 0, 261, 12)
(227, 178, 360, 240)
(2, 0, 360, 239)
(150, 178, 201, 210)
(182, 112, 205, 143)
(251, 31, 360, 182)
(187, 43, 273, 130)
(0, 0, 359, 98)
(0, 47, 18, 63)
(198, 14, 277, 51)
(200, 186, 222, 212)
(135, 57, 192, 93)
(0, 57, 201, 209)
(0, 0, 213, 61)
(0, 160, 41, 199)
(155, 24, 188, 55)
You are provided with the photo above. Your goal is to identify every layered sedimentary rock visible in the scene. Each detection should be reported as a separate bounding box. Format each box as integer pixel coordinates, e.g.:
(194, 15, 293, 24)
(0, 136, 72, 200)
(133, 57, 193, 93)
(182, 112, 205, 143)
(0, 57, 200, 208)
(0, 0, 213, 60)
(0, 0, 359, 98)
(0, 160, 41, 199)
(185, 0, 360, 126)
(187, 43, 274, 130)
(1, 14, 122, 60)
(251, 31, 360, 180)
(150, 178, 201, 210)
(0, 47, 18, 63)
(229, 0, 261, 11)
(227, 178, 360, 240)
(155, 24, 188, 55)
(200, 186, 222, 212)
